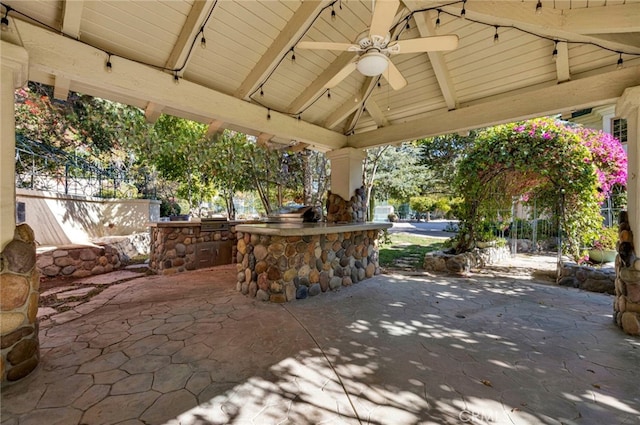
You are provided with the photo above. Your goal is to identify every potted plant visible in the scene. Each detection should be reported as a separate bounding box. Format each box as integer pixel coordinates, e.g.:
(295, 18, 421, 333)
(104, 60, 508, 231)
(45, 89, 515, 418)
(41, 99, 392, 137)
(588, 226, 618, 263)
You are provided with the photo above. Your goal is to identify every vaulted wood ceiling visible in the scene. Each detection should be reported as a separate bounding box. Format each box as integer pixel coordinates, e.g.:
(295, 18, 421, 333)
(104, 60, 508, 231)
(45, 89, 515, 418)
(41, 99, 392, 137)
(2, 0, 639, 152)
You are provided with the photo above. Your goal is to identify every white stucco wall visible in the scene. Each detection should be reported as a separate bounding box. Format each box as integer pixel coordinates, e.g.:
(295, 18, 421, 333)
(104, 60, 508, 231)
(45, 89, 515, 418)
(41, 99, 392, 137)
(16, 189, 160, 246)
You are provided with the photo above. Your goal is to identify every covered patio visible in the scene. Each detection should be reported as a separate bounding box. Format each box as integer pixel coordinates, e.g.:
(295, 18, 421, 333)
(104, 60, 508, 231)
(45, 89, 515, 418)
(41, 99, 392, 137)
(2, 1, 640, 421)
(2, 262, 640, 424)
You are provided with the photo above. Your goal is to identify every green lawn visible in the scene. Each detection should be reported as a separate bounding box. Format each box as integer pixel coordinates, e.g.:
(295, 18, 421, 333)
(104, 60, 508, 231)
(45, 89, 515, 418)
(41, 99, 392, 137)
(379, 232, 446, 269)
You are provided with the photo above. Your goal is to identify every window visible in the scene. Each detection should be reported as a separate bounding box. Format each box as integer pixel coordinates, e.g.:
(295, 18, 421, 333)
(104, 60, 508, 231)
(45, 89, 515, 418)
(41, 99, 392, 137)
(611, 118, 627, 144)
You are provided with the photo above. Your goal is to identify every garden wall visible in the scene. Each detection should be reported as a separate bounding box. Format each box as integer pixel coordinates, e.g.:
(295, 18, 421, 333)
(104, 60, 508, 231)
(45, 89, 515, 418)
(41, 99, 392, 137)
(423, 246, 511, 273)
(16, 189, 160, 246)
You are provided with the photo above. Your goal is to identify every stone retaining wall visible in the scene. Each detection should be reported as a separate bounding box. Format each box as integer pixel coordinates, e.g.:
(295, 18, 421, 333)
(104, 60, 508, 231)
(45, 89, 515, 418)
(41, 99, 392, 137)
(36, 233, 150, 279)
(557, 263, 615, 294)
(614, 211, 640, 335)
(1, 224, 39, 383)
(236, 229, 382, 302)
(423, 246, 511, 274)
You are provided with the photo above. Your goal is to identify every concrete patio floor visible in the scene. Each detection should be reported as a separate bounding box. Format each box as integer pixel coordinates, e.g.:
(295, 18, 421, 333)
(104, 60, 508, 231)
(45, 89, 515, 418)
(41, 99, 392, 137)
(1, 262, 640, 425)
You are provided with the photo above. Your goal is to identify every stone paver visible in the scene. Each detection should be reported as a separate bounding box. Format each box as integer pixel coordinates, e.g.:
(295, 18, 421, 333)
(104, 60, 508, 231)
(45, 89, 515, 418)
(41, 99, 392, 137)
(2, 261, 639, 424)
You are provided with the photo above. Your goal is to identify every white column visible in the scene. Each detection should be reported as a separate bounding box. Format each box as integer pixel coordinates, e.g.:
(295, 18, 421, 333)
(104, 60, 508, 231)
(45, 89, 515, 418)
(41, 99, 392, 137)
(0, 42, 29, 250)
(326, 147, 366, 201)
(616, 86, 640, 252)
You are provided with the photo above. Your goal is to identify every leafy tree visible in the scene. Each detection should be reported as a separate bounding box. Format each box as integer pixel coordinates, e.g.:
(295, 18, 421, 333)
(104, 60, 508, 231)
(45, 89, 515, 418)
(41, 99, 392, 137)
(417, 132, 476, 195)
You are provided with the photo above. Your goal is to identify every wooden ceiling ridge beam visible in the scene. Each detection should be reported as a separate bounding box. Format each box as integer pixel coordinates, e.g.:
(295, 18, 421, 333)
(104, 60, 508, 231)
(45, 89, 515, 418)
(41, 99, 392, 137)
(235, 0, 330, 100)
(14, 18, 346, 152)
(348, 64, 640, 149)
(442, 2, 640, 54)
(407, 5, 457, 110)
(165, 0, 215, 73)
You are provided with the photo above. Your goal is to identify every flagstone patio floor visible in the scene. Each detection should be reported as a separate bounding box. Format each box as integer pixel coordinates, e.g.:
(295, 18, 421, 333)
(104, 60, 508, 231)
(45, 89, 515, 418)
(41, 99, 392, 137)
(1, 260, 639, 424)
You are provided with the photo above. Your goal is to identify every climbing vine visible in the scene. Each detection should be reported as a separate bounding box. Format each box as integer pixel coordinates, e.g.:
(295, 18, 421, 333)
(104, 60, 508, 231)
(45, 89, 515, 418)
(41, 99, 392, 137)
(454, 117, 626, 262)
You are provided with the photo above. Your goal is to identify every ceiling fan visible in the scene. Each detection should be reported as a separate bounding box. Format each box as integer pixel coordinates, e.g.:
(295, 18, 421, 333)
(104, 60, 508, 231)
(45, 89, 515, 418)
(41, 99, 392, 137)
(296, 0, 459, 90)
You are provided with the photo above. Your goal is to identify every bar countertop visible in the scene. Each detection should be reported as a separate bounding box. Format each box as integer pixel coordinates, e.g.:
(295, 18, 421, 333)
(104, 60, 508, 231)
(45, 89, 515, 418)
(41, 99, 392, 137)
(235, 222, 391, 236)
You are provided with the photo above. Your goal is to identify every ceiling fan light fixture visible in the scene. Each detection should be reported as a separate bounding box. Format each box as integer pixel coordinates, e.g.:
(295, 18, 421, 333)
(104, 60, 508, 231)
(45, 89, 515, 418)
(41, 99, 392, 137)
(356, 51, 388, 76)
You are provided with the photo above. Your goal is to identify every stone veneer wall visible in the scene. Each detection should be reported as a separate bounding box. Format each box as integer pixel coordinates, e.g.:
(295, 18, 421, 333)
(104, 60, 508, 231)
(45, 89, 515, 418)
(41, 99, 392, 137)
(0, 224, 40, 383)
(236, 229, 382, 302)
(423, 246, 511, 274)
(326, 186, 367, 223)
(36, 233, 149, 279)
(614, 211, 640, 335)
(557, 263, 615, 294)
(149, 225, 237, 275)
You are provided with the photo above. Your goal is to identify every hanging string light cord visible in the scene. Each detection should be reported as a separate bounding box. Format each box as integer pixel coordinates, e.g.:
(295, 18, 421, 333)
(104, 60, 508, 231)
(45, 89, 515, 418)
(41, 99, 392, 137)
(0, 0, 218, 74)
(3, 0, 640, 133)
(247, 0, 341, 114)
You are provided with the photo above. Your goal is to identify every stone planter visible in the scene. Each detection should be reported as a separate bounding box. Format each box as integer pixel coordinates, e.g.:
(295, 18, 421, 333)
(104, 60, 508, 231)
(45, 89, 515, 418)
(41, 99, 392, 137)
(588, 248, 617, 263)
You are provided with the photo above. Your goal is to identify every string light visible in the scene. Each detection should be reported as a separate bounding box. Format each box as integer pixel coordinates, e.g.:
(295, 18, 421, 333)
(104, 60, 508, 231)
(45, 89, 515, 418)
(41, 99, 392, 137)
(105, 54, 113, 72)
(552, 41, 558, 62)
(173, 72, 180, 84)
(617, 53, 624, 69)
(267, 108, 271, 120)
(297, 114, 301, 121)
(290, 48, 296, 62)
(493, 26, 499, 44)
(1, 6, 10, 31)
(435, 9, 441, 28)
(327, 89, 331, 99)
(200, 30, 206, 49)
(331, 5, 336, 21)
(260, 86, 264, 97)
(461, 0, 467, 19)
(406, 18, 410, 30)
(536, 0, 543, 14)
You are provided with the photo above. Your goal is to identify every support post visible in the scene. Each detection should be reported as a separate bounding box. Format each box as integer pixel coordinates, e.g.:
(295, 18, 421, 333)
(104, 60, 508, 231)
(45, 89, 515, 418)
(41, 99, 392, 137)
(325, 147, 365, 201)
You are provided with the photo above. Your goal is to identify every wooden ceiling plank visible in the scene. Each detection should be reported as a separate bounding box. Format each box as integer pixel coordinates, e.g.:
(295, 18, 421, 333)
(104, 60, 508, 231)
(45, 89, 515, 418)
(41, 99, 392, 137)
(234, 0, 329, 100)
(445, 2, 640, 53)
(15, 18, 346, 151)
(556, 41, 570, 83)
(348, 64, 640, 148)
(61, 0, 84, 38)
(165, 0, 216, 74)
(53, 75, 71, 100)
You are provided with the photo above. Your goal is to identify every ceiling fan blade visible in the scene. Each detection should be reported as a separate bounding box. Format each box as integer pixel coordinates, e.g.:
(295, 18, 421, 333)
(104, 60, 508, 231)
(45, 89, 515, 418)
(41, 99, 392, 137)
(389, 35, 459, 54)
(369, 0, 399, 37)
(325, 61, 358, 88)
(381, 61, 407, 90)
(296, 41, 359, 51)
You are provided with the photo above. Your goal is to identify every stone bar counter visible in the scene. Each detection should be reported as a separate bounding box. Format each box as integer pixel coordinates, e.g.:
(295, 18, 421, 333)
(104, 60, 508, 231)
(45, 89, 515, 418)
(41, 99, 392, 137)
(234, 222, 391, 302)
(149, 220, 237, 275)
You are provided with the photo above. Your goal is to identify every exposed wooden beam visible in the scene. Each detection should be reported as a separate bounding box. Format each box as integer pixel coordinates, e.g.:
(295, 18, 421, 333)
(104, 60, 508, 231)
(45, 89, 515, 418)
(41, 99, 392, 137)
(144, 102, 164, 124)
(206, 119, 225, 137)
(15, 18, 346, 151)
(53, 76, 71, 100)
(288, 52, 355, 114)
(344, 78, 379, 133)
(235, 0, 329, 100)
(562, 4, 640, 35)
(61, 0, 84, 38)
(348, 65, 640, 148)
(324, 77, 376, 130)
(364, 99, 390, 128)
(257, 133, 274, 148)
(405, 4, 457, 110)
(555, 41, 570, 83)
(445, 2, 640, 54)
(165, 0, 215, 74)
